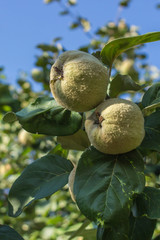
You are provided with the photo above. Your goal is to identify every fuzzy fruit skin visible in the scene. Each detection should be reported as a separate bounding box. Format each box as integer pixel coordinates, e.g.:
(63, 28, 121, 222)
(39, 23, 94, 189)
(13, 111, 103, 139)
(68, 166, 76, 202)
(50, 50, 108, 112)
(85, 98, 145, 155)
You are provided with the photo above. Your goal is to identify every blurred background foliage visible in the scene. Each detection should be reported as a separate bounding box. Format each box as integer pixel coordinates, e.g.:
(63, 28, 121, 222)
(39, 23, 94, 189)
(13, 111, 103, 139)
(0, 0, 160, 239)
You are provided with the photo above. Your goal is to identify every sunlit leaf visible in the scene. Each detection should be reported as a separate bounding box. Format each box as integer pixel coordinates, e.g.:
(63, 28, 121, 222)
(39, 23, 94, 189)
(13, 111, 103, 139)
(108, 74, 143, 97)
(68, 0, 77, 6)
(79, 18, 91, 32)
(101, 32, 160, 72)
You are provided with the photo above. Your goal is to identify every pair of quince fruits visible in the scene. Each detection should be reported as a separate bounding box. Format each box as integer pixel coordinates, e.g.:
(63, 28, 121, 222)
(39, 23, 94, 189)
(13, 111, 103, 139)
(50, 50, 145, 155)
(50, 50, 145, 202)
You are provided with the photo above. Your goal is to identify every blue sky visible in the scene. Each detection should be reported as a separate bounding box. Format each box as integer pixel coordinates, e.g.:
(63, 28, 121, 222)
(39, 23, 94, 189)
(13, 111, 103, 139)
(0, 0, 160, 89)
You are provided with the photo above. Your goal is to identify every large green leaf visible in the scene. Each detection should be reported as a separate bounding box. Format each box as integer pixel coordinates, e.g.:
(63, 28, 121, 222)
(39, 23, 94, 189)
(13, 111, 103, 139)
(142, 83, 160, 116)
(140, 110, 160, 152)
(97, 223, 129, 240)
(8, 154, 73, 217)
(108, 74, 143, 98)
(101, 32, 160, 71)
(0, 225, 24, 240)
(142, 83, 160, 108)
(140, 84, 160, 151)
(133, 187, 160, 219)
(3, 97, 82, 136)
(74, 147, 145, 224)
(129, 214, 156, 240)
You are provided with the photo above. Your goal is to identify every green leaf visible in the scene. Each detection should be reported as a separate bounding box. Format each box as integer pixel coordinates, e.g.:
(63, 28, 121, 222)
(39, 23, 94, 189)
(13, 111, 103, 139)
(57, 129, 90, 151)
(48, 144, 69, 158)
(0, 84, 16, 105)
(120, 0, 130, 7)
(101, 32, 160, 71)
(3, 111, 17, 123)
(0, 66, 4, 72)
(79, 17, 91, 32)
(144, 162, 160, 175)
(70, 22, 80, 29)
(74, 147, 145, 224)
(9, 96, 82, 136)
(68, 0, 77, 6)
(0, 225, 24, 240)
(37, 44, 58, 53)
(142, 83, 160, 116)
(59, 10, 69, 15)
(0, 84, 20, 111)
(108, 74, 143, 97)
(97, 223, 129, 240)
(133, 187, 160, 219)
(92, 51, 101, 61)
(8, 154, 73, 217)
(142, 102, 160, 117)
(142, 83, 160, 108)
(35, 55, 50, 67)
(140, 110, 160, 152)
(129, 214, 156, 240)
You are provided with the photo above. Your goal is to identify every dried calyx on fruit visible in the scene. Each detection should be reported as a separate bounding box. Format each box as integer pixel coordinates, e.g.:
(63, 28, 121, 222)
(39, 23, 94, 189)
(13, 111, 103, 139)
(85, 98, 145, 155)
(50, 50, 109, 112)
